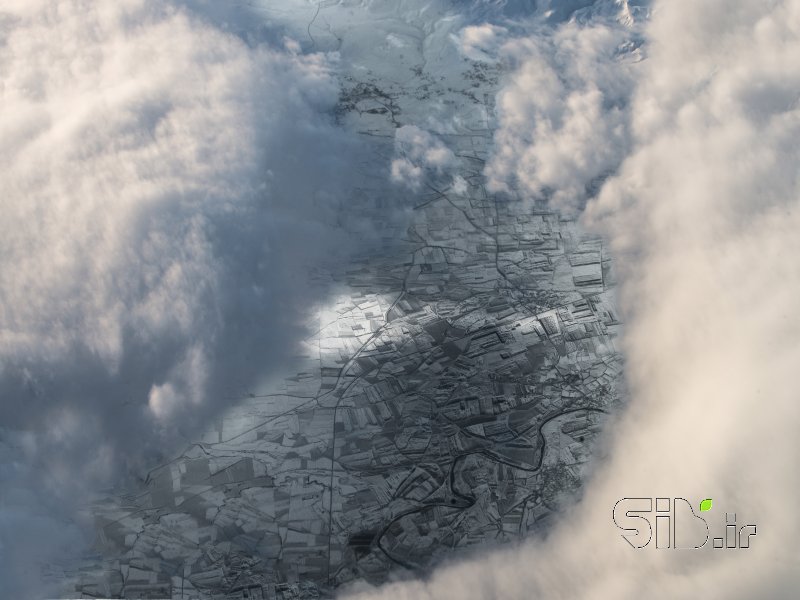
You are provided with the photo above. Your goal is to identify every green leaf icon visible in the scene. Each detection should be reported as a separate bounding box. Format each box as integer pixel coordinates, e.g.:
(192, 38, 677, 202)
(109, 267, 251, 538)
(700, 498, 712, 512)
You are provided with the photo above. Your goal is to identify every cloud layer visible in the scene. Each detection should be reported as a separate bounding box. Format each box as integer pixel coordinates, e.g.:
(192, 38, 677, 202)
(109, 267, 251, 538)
(484, 17, 643, 215)
(344, 0, 800, 597)
(0, 0, 375, 595)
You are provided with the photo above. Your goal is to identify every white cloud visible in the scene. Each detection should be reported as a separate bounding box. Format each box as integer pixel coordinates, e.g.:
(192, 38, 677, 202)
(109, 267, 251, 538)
(0, 0, 339, 379)
(344, 0, 800, 598)
(0, 0, 373, 594)
(391, 125, 458, 190)
(455, 23, 509, 62)
(485, 20, 642, 215)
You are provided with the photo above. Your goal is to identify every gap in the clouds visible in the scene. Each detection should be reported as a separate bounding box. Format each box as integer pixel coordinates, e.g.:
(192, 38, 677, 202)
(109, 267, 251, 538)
(1, 0, 650, 597)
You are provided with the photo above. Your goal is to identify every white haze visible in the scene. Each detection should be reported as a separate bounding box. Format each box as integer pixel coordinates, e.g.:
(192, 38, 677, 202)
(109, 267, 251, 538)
(0, 0, 378, 595)
(343, 0, 800, 598)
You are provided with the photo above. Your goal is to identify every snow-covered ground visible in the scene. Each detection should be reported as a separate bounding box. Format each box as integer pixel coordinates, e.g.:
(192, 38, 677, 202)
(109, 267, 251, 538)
(49, 1, 647, 597)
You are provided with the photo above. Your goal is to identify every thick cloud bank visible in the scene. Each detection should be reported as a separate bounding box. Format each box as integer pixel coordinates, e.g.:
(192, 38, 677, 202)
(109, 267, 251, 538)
(345, 0, 800, 598)
(0, 0, 367, 595)
(484, 18, 643, 215)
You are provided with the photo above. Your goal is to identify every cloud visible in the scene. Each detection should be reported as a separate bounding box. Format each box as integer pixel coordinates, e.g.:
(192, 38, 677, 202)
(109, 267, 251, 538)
(485, 17, 643, 215)
(0, 429, 91, 599)
(343, 0, 800, 598)
(455, 23, 509, 62)
(0, 0, 383, 594)
(391, 125, 458, 191)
